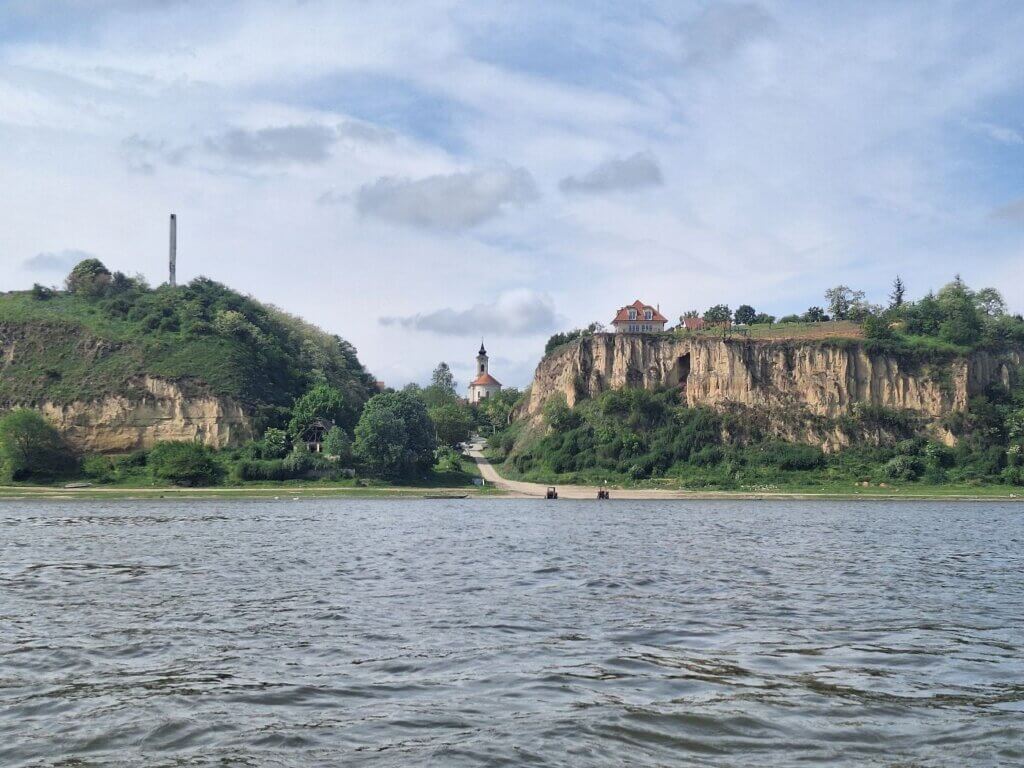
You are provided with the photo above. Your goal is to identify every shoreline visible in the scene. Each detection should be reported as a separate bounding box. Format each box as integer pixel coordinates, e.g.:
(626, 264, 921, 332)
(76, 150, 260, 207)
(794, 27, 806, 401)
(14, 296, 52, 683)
(2, 457, 1020, 502)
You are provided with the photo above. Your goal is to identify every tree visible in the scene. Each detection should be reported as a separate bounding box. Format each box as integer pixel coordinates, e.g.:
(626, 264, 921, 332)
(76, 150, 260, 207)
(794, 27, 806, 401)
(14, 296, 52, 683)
(429, 402, 472, 447)
(288, 384, 352, 437)
(0, 410, 76, 481)
(431, 362, 456, 397)
(863, 314, 895, 340)
(803, 306, 828, 322)
(889, 276, 906, 308)
(824, 285, 866, 320)
(938, 281, 982, 346)
(323, 426, 352, 462)
(681, 309, 700, 319)
(975, 287, 1007, 317)
(752, 312, 775, 324)
(262, 427, 289, 458)
(703, 304, 731, 325)
(734, 305, 756, 325)
(478, 387, 521, 429)
(65, 258, 112, 297)
(148, 441, 221, 486)
(354, 391, 436, 477)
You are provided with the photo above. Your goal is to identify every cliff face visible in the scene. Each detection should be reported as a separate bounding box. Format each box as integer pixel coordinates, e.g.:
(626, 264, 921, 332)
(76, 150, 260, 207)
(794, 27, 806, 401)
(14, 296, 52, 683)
(29, 377, 253, 453)
(522, 334, 1021, 448)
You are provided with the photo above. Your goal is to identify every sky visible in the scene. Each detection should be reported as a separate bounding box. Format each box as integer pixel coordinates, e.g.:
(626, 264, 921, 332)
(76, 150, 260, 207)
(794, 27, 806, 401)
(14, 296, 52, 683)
(2, 1, 1024, 390)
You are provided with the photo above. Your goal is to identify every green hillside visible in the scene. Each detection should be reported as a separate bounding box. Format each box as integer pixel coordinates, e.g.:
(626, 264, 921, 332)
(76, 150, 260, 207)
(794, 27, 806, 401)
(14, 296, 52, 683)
(0, 261, 377, 428)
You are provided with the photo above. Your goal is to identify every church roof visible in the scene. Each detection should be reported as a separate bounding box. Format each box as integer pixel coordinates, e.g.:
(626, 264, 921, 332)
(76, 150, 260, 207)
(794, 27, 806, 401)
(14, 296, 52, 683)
(470, 372, 501, 387)
(611, 299, 667, 325)
(478, 341, 487, 355)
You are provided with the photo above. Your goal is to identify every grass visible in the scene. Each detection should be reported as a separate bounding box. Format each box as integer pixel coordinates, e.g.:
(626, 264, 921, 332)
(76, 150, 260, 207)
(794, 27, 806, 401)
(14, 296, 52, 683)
(672, 320, 865, 342)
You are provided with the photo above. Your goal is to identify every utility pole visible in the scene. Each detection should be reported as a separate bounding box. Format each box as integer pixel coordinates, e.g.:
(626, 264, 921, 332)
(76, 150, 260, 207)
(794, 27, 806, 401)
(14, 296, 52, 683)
(169, 213, 177, 287)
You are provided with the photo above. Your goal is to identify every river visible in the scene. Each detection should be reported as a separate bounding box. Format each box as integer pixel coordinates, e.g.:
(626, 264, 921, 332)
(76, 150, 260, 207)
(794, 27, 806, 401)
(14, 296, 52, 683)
(2, 499, 1022, 766)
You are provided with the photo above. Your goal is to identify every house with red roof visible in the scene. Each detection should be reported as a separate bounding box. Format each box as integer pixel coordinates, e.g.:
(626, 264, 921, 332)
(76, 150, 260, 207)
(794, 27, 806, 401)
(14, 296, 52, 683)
(468, 341, 502, 404)
(611, 300, 667, 333)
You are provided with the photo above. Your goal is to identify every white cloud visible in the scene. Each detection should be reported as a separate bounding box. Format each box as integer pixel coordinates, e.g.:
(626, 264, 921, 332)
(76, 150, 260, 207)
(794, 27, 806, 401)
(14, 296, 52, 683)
(380, 289, 559, 336)
(355, 166, 539, 230)
(560, 152, 663, 194)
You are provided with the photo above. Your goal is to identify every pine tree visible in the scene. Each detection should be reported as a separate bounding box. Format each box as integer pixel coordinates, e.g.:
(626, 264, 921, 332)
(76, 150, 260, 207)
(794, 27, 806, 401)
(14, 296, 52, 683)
(889, 275, 905, 308)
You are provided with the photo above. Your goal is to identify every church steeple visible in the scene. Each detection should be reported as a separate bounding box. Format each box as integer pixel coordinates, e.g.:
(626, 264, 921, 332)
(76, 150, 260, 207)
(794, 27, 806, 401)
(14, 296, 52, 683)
(476, 340, 488, 376)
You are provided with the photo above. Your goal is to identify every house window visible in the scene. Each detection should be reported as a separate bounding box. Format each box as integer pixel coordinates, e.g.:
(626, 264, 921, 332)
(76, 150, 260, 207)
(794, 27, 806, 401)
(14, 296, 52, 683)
(644, 309, 653, 321)
(628, 308, 637, 320)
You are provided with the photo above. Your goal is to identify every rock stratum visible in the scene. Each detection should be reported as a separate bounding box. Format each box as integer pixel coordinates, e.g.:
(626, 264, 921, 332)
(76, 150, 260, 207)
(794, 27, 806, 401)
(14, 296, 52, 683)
(521, 334, 1022, 448)
(35, 376, 254, 453)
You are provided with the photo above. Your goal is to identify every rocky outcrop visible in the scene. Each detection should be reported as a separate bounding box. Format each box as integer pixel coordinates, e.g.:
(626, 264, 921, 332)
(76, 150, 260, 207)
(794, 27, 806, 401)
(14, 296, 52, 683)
(521, 334, 1021, 448)
(30, 376, 254, 453)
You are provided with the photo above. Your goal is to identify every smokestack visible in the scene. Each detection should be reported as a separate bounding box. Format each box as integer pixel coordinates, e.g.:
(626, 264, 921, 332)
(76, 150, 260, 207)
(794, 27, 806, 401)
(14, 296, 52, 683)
(169, 213, 177, 287)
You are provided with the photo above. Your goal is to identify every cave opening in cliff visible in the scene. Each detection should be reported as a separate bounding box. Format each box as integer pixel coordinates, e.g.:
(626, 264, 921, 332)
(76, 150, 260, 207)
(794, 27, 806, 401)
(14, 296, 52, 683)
(671, 353, 690, 392)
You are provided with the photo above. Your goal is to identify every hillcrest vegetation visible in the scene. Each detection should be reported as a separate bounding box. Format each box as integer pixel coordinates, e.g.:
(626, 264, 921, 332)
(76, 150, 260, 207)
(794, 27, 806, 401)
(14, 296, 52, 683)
(504, 276, 1024, 493)
(0, 260, 520, 489)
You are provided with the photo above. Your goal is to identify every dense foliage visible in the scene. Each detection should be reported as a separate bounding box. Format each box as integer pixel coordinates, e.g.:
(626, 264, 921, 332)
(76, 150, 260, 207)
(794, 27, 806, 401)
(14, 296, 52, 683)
(493, 381, 1024, 490)
(0, 260, 377, 425)
(354, 391, 437, 478)
(0, 409, 77, 481)
(147, 441, 222, 486)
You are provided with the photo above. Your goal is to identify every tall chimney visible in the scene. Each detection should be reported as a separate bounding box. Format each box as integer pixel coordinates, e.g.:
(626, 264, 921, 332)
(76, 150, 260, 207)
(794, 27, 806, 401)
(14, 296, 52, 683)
(169, 213, 177, 287)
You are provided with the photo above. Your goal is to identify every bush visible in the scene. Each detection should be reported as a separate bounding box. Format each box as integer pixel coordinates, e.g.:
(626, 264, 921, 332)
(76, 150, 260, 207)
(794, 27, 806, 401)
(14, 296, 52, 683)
(0, 410, 77, 481)
(82, 455, 115, 482)
(65, 258, 112, 297)
(148, 441, 222, 486)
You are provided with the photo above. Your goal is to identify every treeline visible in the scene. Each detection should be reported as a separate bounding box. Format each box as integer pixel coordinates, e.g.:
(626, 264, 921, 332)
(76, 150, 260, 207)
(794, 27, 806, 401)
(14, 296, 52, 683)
(0, 361, 524, 487)
(487, 383, 1024, 489)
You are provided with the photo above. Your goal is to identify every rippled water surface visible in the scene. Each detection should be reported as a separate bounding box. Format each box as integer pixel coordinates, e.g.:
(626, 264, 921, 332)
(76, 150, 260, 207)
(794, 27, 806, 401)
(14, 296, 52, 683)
(2, 499, 1023, 766)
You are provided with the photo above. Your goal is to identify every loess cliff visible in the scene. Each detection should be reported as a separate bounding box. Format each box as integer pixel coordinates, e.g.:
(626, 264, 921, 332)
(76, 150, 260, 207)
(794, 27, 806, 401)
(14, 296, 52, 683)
(521, 334, 1022, 449)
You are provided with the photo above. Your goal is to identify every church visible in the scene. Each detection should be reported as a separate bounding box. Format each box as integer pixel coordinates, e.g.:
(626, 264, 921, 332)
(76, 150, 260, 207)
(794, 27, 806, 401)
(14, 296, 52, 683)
(467, 341, 502, 404)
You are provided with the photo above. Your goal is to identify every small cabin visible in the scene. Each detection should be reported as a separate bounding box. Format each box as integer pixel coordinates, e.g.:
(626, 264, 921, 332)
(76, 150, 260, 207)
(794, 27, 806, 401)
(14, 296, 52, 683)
(299, 418, 334, 453)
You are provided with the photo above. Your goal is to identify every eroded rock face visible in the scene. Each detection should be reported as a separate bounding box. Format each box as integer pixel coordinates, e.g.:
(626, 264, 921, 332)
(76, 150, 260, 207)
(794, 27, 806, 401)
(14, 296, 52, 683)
(31, 376, 254, 453)
(521, 334, 1021, 448)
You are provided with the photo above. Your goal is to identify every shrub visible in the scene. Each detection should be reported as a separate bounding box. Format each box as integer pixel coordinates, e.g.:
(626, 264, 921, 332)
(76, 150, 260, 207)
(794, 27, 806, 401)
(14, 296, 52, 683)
(82, 455, 115, 482)
(65, 258, 112, 297)
(148, 441, 222, 486)
(0, 410, 77, 481)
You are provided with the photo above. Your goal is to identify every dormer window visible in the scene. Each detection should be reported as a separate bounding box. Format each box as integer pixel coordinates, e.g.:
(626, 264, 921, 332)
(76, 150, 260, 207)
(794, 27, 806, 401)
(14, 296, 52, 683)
(628, 308, 637, 320)
(644, 309, 653, 321)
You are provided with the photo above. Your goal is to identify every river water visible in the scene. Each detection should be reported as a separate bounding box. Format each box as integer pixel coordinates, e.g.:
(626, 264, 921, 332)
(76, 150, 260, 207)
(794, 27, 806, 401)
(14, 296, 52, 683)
(1, 499, 1022, 767)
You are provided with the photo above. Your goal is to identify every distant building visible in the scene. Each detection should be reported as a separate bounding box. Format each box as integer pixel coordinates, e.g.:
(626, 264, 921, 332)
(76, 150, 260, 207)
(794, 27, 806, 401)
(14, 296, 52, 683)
(681, 316, 706, 331)
(468, 341, 502, 404)
(611, 300, 667, 333)
(299, 417, 334, 453)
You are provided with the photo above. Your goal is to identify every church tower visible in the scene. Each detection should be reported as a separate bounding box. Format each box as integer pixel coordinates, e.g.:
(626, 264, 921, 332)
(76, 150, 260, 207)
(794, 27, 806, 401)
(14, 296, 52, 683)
(468, 340, 502, 404)
(476, 340, 488, 377)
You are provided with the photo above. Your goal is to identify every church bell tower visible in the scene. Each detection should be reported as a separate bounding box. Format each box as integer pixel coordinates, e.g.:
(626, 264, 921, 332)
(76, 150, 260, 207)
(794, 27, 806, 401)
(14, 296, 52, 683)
(477, 340, 488, 376)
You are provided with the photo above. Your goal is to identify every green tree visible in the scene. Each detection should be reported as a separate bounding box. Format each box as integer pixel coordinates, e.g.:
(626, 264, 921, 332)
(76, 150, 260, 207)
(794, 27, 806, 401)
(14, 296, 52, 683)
(703, 304, 731, 325)
(431, 362, 456, 397)
(262, 427, 289, 458)
(734, 305, 756, 325)
(824, 285, 865, 320)
(938, 282, 982, 346)
(975, 287, 1007, 317)
(429, 402, 472, 447)
(323, 426, 353, 461)
(889, 276, 906, 308)
(752, 312, 775, 324)
(863, 313, 895, 340)
(803, 306, 828, 322)
(65, 258, 112, 297)
(354, 391, 436, 477)
(148, 441, 221, 486)
(288, 383, 353, 436)
(0, 410, 76, 481)
(478, 387, 522, 429)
